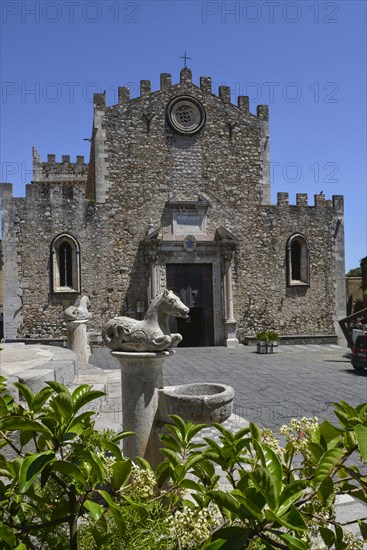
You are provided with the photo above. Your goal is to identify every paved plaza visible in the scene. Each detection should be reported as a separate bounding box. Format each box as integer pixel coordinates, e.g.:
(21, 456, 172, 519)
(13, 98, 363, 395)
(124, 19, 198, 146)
(89, 343, 367, 431)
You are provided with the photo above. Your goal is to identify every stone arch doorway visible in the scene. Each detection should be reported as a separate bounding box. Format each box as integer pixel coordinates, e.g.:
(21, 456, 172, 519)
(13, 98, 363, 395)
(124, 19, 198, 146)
(166, 263, 214, 347)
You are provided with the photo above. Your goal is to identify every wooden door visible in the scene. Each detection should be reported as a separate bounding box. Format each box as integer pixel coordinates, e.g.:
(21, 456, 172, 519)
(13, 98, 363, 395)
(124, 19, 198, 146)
(166, 264, 214, 347)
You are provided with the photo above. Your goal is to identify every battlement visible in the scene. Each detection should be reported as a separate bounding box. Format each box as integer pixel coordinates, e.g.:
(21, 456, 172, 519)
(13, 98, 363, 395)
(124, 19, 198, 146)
(93, 68, 267, 120)
(32, 147, 88, 183)
(276, 192, 344, 213)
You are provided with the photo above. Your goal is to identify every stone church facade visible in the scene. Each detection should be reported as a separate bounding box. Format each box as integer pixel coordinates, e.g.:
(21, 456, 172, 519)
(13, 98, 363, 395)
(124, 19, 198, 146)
(1, 68, 346, 346)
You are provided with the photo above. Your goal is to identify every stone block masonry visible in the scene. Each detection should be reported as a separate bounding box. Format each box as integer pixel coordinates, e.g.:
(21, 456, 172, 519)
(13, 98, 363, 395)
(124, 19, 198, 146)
(0, 68, 345, 345)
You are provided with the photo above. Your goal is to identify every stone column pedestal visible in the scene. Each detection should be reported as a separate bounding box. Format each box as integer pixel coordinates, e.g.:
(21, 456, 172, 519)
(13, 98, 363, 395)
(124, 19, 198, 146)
(66, 320, 91, 363)
(111, 350, 173, 467)
(224, 258, 239, 347)
(225, 320, 239, 348)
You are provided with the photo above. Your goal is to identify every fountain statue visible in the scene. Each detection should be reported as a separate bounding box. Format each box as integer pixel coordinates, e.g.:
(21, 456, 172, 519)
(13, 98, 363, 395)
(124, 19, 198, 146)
(102, 289, 189, 351)
(102, 289, 234, 467)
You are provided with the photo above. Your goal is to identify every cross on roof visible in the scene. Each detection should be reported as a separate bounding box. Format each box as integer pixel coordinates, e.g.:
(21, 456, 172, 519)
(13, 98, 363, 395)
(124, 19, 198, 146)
(180, 51, 191, 68)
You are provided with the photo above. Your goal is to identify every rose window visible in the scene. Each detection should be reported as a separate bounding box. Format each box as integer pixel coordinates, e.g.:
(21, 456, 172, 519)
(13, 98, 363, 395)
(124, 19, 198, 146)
(166, 96, 206, 135)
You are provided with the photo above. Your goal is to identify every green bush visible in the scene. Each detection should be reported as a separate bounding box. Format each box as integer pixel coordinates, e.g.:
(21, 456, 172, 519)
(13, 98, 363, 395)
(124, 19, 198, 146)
(256, 330, 279, 342)
(0, 376, 366, 549)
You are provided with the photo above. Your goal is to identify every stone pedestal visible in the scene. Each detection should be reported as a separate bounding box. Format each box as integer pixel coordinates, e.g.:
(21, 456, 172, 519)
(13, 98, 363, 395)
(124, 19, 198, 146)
(111, 350, 173, 467)
(225, 320, 239, 348)
(224, 258, 239, 347)
(66, 320, 91, 363)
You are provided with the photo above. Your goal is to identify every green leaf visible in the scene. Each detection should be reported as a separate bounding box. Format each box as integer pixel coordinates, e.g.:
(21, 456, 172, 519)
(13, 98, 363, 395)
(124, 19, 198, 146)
(161, 448, 180, 467)
(168, 414, 187, 439)
(19, 451, 55, 493)
(73, 390, 106, 413)
(46, 381, 68, 393)
(320, 419, 344, 442)
(233, 427, 251, 440)
(209, 526, 251, 549)
(31, 386, 55, 412)
(213, 423, 235, 442)
(135, 456, 152, 471)
(160, 433, 182, 454)
(186, 423, 207, 441)
(13, 383, 35, 409)
(258, 443, 282, 498)
(83, 499, 103, 521)
(111, 430, 135, 443)
(52, 460, 85, 483)
(354, 424, 367, 460)
(179, 478, 203, 493)
(249, 422, 261, 441)
(88, 451, 106, 484)
(103, 440, 122, 461)
(15, 544, 27, 550)
(266, 504, 307, 531)
(208, 490, 242, 516)
(72, 384, 92, 401)
(317, 476, 335, 508)
(278, 480, 308, 515)
(0, 523, 16, 546)
(184, 453, 204, 471)
(173, 463, 186, 482)
(0, 417, 51, 434)
(50, 392, 74, 420)
(112, 459, 132, 490)
(200, 540, 225, 550)
(358, 519, 367, 541)
(278, 532, 308, 549)
(97, 489, 126, 534)
(308, 442, 325, 463)
(231, 489, 265, 521)
(319, 526, 336, 547)
(314, 448, 344, 488)
(250, 467, 279, 511)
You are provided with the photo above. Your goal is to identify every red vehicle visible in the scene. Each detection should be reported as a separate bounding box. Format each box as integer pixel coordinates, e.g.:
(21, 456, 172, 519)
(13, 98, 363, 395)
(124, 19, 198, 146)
(351, 334, 367, 372)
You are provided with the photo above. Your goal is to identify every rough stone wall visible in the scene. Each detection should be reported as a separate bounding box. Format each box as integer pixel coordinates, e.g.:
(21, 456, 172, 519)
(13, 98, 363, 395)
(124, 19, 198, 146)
(0, 69, 344, 342)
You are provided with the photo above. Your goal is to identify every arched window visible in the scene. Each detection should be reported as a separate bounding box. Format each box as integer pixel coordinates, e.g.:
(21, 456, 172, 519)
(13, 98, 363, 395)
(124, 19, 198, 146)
(51, 234, 80, 293)
(287, 234, 309, 286)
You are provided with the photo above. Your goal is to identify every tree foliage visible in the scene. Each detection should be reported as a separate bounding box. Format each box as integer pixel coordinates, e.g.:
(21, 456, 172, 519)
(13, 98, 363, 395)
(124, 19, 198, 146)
(0, 375, 366, 549)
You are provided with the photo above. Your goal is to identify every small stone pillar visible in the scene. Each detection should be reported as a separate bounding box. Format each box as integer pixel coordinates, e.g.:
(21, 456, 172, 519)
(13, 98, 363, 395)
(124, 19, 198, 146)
(67, 320, 91, 363)
(111, 350, 173, 467)
(149, 256, 159, 299)
(224, 256, 239, 347)
(63, 296, 91, 363)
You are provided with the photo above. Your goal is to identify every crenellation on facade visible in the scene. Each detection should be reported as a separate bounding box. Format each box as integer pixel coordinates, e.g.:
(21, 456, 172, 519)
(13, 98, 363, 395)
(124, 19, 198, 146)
(332, 195, 344, 214)
(277, 192, 289, 205)
(218, 85, 231, 103)
(33, 148, 88, 184)
(160, 73, 172, 90)
(94, 92, 106, 110)
(237, 96, 250, 113)
(256, 105, 269, 121)
(140, 79, 151, 97)
(180, 67, 192, 84)
(296, 193, 308, 206)
(314, 193, 326, 207)
(200, 76, 211, 93)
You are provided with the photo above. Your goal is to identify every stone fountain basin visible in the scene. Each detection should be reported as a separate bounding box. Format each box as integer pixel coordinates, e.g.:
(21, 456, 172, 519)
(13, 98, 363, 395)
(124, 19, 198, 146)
(159, 383, 234, 424)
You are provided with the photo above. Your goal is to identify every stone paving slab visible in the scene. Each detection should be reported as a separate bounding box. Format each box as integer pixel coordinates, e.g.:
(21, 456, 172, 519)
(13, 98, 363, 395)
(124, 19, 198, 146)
(90, 344, 367, 431)
(0, 343, 77, 390)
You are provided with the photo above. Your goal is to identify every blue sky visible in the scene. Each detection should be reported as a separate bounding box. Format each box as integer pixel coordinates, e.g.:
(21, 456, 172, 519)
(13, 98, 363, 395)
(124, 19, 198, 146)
(1, 0, 366, 271)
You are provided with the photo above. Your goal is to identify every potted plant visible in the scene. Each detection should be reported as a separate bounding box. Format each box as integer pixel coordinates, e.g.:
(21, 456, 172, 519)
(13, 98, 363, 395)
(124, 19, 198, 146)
(266, 330, 279, 353)
(256, 330, 279, 354)
(256, 330, 269, 354)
